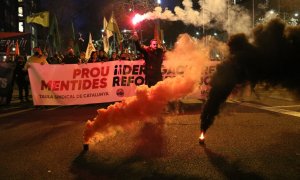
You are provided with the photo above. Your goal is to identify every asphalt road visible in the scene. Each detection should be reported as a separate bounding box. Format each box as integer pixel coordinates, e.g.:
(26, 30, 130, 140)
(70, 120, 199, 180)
(0, 88, 299, 179)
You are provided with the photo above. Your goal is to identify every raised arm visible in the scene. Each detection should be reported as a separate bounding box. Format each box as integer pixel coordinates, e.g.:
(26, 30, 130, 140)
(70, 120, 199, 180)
(132, 32, 147, 55)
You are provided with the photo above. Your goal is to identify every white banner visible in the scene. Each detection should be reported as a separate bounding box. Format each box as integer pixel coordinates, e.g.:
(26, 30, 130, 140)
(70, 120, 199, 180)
(28, 61, 146, 105)
(28, 60, 219, 105)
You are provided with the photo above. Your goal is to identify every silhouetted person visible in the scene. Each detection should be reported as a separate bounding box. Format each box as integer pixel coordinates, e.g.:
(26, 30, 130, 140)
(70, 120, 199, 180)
(98, 50, 109, 62)
(62, 48, 79, 64)
(133, 32, 164, 87)
(88, 51, 100, 63)
(109, 51, 120, 61)
(14, 56, 29, 102)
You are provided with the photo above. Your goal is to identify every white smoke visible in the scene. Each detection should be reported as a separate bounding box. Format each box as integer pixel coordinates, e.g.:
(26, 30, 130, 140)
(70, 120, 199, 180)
(142, 0, 252, 35)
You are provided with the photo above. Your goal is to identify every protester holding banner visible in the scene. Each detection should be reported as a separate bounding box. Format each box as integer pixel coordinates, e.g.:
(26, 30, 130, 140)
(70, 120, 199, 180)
(132, 32, 164, 87)
(88, 51, 100, 63)
(62, 48, 79, 64)
(109, 51, 120, 61)
(24, 47, 48, 71)
(120, 51, 130, 60)
(47, 53, 61, 64)
(79, 51, 87, 63)
(98, 50, 109, 62)
(14, 56, 29, 102)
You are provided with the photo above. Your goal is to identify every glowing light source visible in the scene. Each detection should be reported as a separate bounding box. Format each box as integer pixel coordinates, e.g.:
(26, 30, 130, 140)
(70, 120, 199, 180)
(132, 13, 145, 25)
(199, 131, 205, 145)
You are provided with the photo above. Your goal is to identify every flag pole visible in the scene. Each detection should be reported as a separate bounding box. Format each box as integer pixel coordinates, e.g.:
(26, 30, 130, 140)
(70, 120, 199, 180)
(113, 33, 116, 52)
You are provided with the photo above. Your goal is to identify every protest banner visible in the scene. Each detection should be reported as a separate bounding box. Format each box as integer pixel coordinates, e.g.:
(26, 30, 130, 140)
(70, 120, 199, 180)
(28, 60, 218, 105)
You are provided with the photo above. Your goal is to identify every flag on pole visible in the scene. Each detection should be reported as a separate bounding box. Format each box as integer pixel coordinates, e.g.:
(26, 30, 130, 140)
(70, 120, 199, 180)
(106, 12, 122, 43)
(85, 33, 96, 59)
(15, 41, 20, 56)
(104, 17, 113, 38)
(26, 11, 49, 27)
(103, 17, 113, 53)
(71, 21, 80, 56)
(49, 14, 61, 53)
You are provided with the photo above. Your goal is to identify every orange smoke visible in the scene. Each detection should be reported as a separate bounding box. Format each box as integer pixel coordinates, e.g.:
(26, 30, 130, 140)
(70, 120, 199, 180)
(83, 34, 225, 144)
(83, 76, 195, 143)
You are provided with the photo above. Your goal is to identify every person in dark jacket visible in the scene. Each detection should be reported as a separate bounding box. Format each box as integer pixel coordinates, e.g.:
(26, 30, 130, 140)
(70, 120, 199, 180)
(98, 50, 109, 62)
(88, 51, 100, 63)
(62, 48, 79, 64)
(133, 32, 164, 87)
(14, 56, 29, 102)
(109, 51, 120, 61)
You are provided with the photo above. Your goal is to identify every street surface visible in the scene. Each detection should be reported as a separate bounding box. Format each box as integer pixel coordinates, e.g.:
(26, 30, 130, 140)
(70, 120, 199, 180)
(0, 87, 299, 179)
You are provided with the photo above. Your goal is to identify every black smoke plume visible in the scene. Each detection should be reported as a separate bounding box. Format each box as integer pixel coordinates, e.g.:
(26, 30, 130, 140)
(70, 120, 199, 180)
(201, 18, 300, 132)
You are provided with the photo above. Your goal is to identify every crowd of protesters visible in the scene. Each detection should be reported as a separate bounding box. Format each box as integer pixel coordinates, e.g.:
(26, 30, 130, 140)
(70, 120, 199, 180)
(45, 48, 144, 65)
(2, 25, 170, 105)
(1, 45, 150, 104)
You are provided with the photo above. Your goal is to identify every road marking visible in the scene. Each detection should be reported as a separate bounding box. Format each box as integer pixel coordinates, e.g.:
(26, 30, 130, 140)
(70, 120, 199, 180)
(45, 106, 63, 111)
(272, 105, 300, 108)
(0, 108, 34, 118)
(2, 106, 21, 110)
(230, 101, 300, 118)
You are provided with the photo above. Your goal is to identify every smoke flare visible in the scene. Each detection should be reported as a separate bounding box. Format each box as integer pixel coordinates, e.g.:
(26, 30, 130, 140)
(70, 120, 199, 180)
(201, 18, 300, 132)
(83, 34, 216, 144)
(137, 0, 251, 35)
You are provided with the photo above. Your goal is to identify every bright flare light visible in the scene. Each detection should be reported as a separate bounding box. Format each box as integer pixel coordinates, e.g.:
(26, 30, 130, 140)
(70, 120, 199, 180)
(132, 14, 145, 25)
(199, 132, 205, 141)
(199, 131, 205, 145)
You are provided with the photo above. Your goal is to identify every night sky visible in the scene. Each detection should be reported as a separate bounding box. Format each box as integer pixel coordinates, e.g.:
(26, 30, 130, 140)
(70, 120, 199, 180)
(39, 0, 197, 47)
(39, 0, 299, 48)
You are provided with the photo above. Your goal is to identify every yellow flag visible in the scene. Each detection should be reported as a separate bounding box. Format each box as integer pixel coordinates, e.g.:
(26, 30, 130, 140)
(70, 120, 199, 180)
(106, 12, 122, 43)
(85, 33, 96, 59)
(26, 11, 49, 27)
(103, 17, 113, 53)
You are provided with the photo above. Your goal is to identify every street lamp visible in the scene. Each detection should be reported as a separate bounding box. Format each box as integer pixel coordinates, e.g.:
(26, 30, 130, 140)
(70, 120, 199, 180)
(154, 0, 162, 45)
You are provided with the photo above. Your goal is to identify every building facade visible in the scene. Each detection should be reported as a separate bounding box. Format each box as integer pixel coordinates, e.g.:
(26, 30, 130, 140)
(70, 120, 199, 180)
(0, 0, 40, 60)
